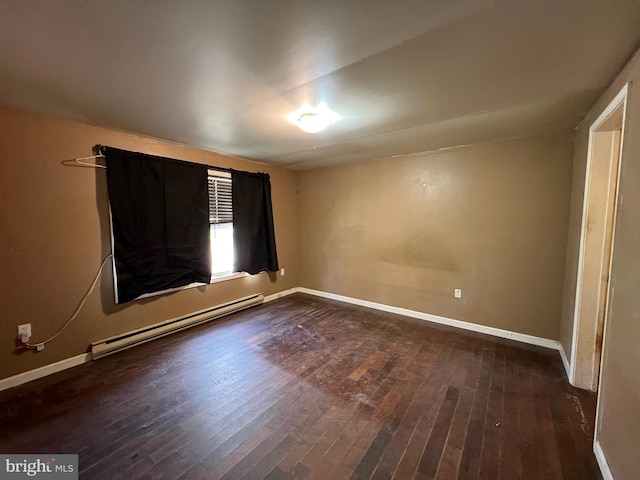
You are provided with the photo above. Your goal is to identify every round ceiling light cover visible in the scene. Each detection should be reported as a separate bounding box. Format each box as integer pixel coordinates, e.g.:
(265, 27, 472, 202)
(287, 102, 340, 133)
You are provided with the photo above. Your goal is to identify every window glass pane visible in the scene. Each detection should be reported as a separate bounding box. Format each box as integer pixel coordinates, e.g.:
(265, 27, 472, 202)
(211, 222, 234, 278)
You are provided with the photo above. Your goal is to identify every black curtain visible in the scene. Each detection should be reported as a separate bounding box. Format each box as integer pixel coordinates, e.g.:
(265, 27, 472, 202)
(105, 147, 211, 303)
(231, 170, 279, 274)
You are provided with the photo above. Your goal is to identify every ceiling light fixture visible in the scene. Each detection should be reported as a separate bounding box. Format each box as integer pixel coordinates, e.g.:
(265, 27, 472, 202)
(287, 101, 340, 133)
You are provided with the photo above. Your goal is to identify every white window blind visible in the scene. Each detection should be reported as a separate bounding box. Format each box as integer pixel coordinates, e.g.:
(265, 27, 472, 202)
(208, 175, 232, 224)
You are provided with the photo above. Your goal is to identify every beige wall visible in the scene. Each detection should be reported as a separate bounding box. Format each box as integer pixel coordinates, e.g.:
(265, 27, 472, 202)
(299, 133, 573, 340)
(0, 107, 299, 380)
(560, 47, 640, 479)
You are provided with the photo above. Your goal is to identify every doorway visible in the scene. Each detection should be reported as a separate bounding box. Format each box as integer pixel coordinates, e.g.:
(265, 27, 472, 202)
(570, 84, 627, 391)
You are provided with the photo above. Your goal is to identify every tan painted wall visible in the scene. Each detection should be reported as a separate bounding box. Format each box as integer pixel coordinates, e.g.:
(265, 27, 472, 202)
(0, 107, 299, 380)
(560, 47, 640, 479)
(298, 133, 573, 340)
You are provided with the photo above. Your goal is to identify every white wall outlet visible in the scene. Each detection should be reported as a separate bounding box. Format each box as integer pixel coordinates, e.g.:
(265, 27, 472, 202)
(454, 289, 462, 299)
(18, 323, 31, 342)
(280, 268, 285, 276)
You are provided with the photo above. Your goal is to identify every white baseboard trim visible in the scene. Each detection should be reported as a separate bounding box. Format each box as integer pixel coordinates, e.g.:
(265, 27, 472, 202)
(264, 287, 299, 303)
(0, 353, 91, 392)
(1, 286, 563, 392)
(559, 343, 572, 381)
(297, 287, 561, 351)
(1, 289, 298, 391)
(594, 440, 614, 480)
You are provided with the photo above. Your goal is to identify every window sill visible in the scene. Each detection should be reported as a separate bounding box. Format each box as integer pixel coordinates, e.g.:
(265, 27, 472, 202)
(210, 271, 248, 284)
(134, 271, 248, 301)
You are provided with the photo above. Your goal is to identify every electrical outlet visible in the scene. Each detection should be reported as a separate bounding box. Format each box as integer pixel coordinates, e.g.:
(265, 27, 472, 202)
(454, 289, 462, 299)
(280, 268, 285, 276)
(18, 323, 31, 342)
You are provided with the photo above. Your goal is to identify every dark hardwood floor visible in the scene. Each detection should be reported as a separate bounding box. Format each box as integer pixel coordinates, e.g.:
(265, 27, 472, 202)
(0, 294, 601, 479)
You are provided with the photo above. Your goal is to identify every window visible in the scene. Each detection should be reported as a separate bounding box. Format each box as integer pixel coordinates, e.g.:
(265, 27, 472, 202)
(208, 171, 235, 279)
(105, 144, 275, 303)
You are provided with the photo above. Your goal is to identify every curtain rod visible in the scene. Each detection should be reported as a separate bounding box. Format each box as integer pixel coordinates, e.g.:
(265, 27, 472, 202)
(69, 145, 232, 173)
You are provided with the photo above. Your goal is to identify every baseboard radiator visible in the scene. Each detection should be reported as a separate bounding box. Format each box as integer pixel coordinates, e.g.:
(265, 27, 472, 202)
(91, 293, 264, 360)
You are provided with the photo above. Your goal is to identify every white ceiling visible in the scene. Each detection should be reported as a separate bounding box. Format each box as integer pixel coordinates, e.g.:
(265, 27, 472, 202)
(1, 1, 639, 170)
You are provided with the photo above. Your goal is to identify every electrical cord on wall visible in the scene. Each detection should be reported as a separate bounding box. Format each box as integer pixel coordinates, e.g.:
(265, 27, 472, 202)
(19, 254, 113, 351)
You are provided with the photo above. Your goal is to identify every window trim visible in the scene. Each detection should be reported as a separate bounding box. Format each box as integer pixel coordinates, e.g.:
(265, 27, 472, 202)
(208, 169, 236, 279)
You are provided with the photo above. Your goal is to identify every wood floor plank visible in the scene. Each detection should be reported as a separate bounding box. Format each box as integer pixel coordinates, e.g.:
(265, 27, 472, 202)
(417, 385, 460, 478)
(391, 341, 457, 479)
(499, 346, 524, 480)
(454, 345, 494, 479)
(369, 342, 442, 480)
(477, 348, 505, 480)
(435, 444, 462, 480)
(0, 294, 602, 480)
(516, 360, 541, 480)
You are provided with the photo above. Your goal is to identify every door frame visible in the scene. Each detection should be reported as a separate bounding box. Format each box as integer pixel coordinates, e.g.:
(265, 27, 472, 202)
(569, 84, 628, 391)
